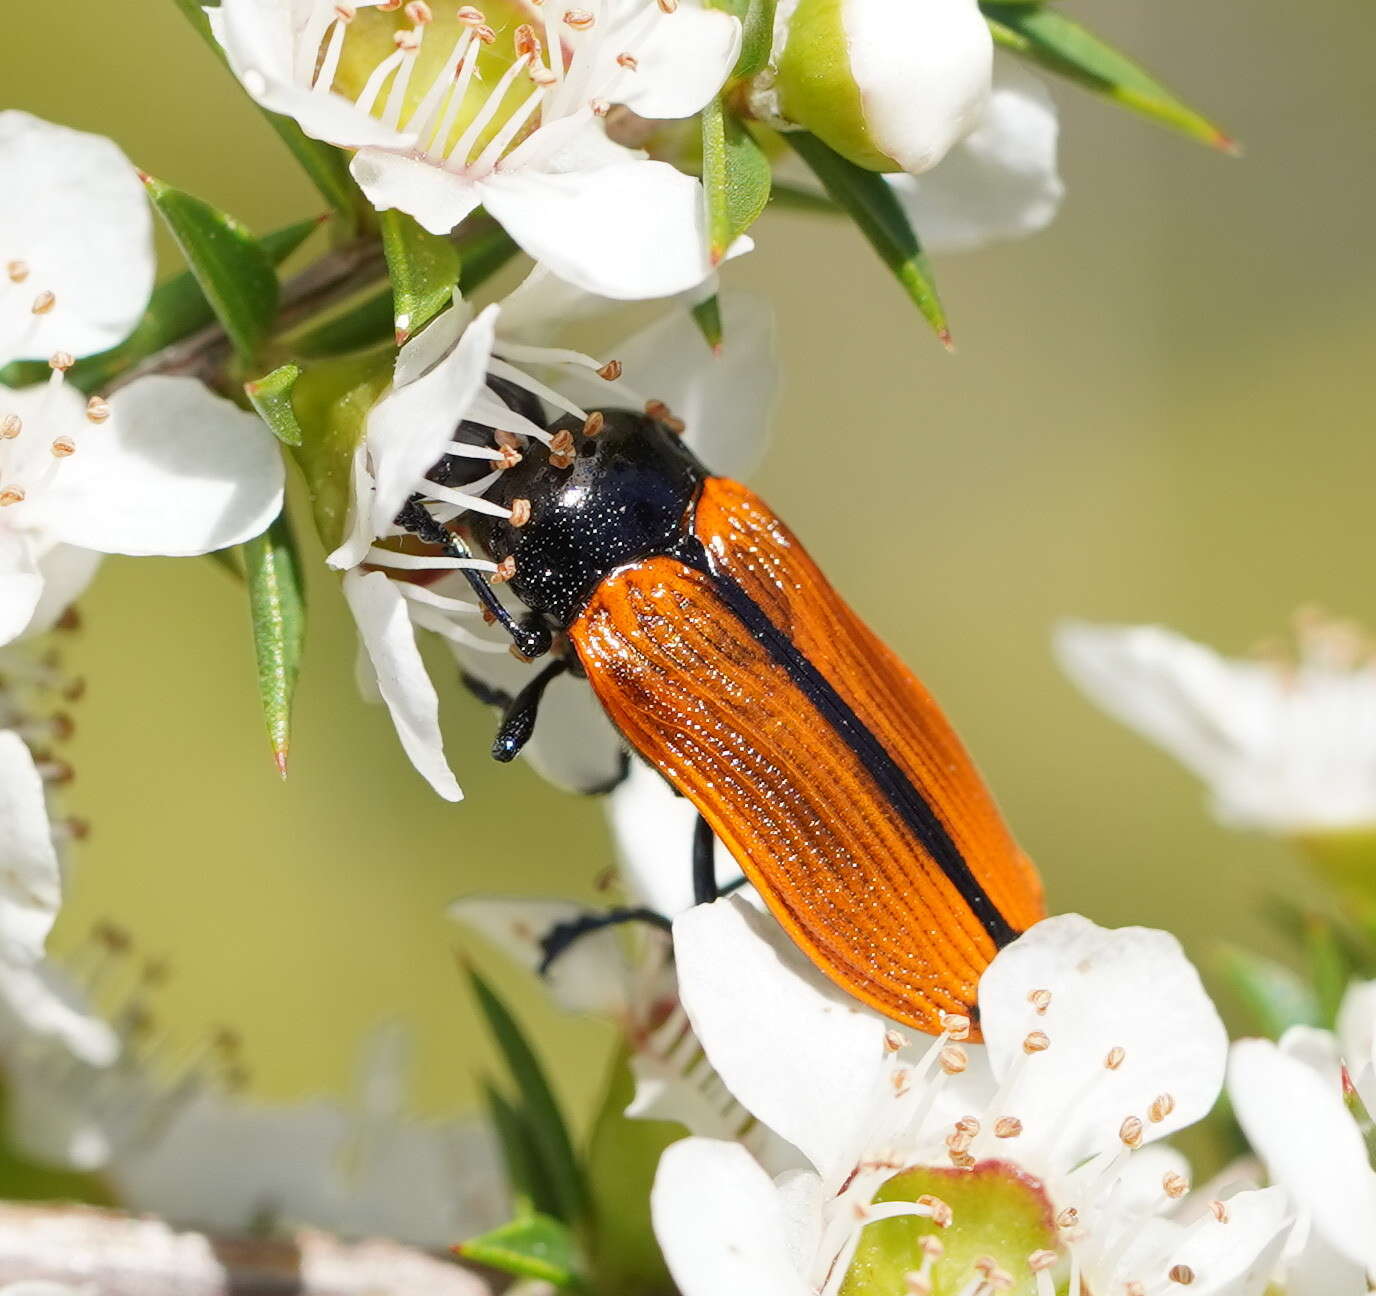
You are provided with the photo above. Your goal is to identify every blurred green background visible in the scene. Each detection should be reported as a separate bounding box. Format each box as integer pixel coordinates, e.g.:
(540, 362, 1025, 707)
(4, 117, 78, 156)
(8, 1, 1375, 1123)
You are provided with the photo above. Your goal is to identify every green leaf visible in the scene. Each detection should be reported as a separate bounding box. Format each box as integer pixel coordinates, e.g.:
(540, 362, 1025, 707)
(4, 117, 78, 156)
(172, 0, 362, 231)
(144, 177, 279, 364)
(769, 181, 840, 215)
(1216, 946, 1320, 1039)
(691, 295, 724, 353)
(243, 512, 307, 777)
(983, 4, 1237, 153)
(245, 363, 305, 447)
(786, 130, 950, 345)
(701, 97, 773, 264)
(1303, 916, 1352, 1027)
(583, 1046, 679, 1294)
(457, 1213, 584, 1288)
(468, 968, 587, 1226)
(482, 1079, 564, 1220)
(0, 216, 320, 396)
(734, 0, 778, 78)
(381, 210, 462, 343)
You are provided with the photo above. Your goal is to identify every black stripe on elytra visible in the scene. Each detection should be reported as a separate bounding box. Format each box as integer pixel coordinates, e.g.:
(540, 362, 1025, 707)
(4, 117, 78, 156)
(667, 534, 1018, 948)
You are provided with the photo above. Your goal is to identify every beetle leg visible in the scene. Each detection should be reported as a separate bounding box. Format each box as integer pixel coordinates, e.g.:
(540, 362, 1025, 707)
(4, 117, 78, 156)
(491, 659, 568, 763)
(692, 814, 717, 906)
(394, 497, 551, 659)
(538, 906, 672, 976)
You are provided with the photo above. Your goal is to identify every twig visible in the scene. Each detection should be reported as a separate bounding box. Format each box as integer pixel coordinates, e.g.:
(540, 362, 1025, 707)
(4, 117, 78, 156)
(0, 1201, 490, 1296)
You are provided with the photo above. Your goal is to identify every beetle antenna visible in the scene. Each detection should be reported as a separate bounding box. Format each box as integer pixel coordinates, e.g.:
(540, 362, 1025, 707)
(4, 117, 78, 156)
(394, 497, 551, 659)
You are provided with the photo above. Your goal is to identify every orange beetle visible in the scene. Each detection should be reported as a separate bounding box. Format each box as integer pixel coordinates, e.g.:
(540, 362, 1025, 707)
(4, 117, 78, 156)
(448, 407, 1045, 1036)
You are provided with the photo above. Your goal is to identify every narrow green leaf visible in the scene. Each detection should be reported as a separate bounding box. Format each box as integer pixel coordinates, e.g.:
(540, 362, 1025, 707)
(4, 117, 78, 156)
(381, 210, 462, 343)
(1215, 946, 1320, 1039)
(701, 97, 773, 264)
(456, 1213, 584, 1288)
(983, 4, 1237, 153)
(206, 547, 244, 581)
(481, 1079, 562, 1220)
(1303, 917, 1352, 1027)
(734, 0, 778, 78)
(144, 177, 279, 364)
(786, 131, 950, 345)
(245, 364, 305, 447)
(0, 216, 321, 396)
(769, 181, 840, 215)
(468, 968, 586, 1226)
(691, 295, 724, 353)
(243, 512, 307, 777)
(172, 0, 362, 231)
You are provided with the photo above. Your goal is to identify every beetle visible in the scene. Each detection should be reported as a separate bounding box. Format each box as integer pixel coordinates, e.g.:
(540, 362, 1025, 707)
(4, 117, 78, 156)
(400, 399, 1045, 1037)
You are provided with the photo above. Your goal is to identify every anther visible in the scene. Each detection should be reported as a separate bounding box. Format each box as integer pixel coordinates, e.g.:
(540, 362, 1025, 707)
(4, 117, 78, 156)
(1055, 1207, 1079, 1229)
(405, 0, 432, 20)
(919, 1237, 944, 1260)
(1148, 1093, 1176, 1123)
(1023, 1030, 1050, 1054)
(994, 1116, 1023, 1139)
(1126, 1284, 1146, 1296)
(50, 436, 76, 458)
(548, 429, 576, 468)
(6, 260, 28, 283)
(379, 0, 402, 9)
(656, 0, 677, 12)
(1168, 1265, 1195, 1286)
(489, 555, 517, 584)
(941, 1012, 971, 1041)
(0, 487, 27, 507)
(955, 1115, 980, 1136)
(890, 1067, 912, 1096)
(334, 4, 356, 19)
(562, 7, 595, 27)
(583, 411, 605, 437)
(530, 64, 558, 84)
(514, 23, 541, 56)
(945, 1130, 972, 1154)
(49, 351, 74, 373)
(1027, 988, 1052, 1014)
(0, 414, 21, 439)
(883, 1028, 907, 1053)
(508, 498, 531, 527)
(616, 52, 638, 69)
(85, 396, 110, 424)
(1162, 1171, 1190, 1199)
(1119, 1115, 1144, 1149)
(93, 920, 132, 953)
(31, 290, 55, 315)
(1027, 1250, 1057, 1273)
(475, 24, 497, 42)
(590, 98, 610, 116)
(456, 5, 485, 22)
(394, 28, 421, 51)
(1209, 1200, 1229, 1223)
(495, 445, 523, 470)
(1105, 1046, 1126, 1070)
(904, 1274, 932, 1296)
(949, 1150, 975, 1169)
(916, 1195, 952, 1228)
(939, 1045, 968, 1075)
(597, 359, 623, 381)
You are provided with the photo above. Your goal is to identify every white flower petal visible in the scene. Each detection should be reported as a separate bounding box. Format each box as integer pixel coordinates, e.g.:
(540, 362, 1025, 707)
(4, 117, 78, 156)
(673, 897, 888, 1190)
(23, 544, 102, 640)
(42, 376, 283, 556)
(0, 112, 153, 362)
(888, 59, 1062, 254)
(845, 0, 992, 175)
(342, 570, 461, 801)
(350, 149, 484, 236)
(0, 532, 45, 648)
(451, 896, 631, 1017)
(367, 305, 497, 532)
(1282, 1218, 1371, 1296)
(1230, 1038, 1376, 1272)
(652, 1137, 811, 1296)
(0, 733, 60, 964)
(614, 6, 742, 120)
(608, 759, 745, 916)
(0, 960, 119, 1066)
(483, 162, 713, 301)
(613, 294, 778, 480)
(979, 914, 1227, 1170)
(1336, 979, 1376, 1109)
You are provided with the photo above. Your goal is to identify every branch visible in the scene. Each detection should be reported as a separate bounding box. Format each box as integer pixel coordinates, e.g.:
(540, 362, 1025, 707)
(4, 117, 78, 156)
(0, 1201, 491, 1296)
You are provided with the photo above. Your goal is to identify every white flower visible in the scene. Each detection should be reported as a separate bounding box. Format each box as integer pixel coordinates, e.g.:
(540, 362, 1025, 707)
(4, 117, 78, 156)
(0, 730, 62, 967)
(767, 0, 991, 175)
(0, 373, 286, 646)
(1229, 983, 1376, 1293)
(0, 112, 153, 365)
(1056, 615, 1376, 833)
(334, 278, 776, 801)
(212, 0, 741, 298)
(888, 59, 1063, 254)
(653, 899, 1287, 1296)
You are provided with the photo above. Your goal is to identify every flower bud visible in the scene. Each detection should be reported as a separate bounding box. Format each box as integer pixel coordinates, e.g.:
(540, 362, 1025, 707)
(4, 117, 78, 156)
(771, 0, 992, 175)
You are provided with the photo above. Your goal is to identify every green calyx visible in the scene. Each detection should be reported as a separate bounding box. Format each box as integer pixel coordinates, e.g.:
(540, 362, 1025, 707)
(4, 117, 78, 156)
(774, 0, 897, 172)
(840, 1161, 1058, 1296)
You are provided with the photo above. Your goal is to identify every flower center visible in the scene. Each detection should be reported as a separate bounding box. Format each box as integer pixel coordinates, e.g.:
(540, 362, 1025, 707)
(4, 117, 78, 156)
(0, 355, 106, 517)
(316, 0, 654, 173)
(840, 1161, 1058, 1296)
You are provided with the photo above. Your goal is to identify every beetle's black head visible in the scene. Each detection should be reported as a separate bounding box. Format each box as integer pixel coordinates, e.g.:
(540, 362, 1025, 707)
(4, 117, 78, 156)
(468, 409, 706, 628)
